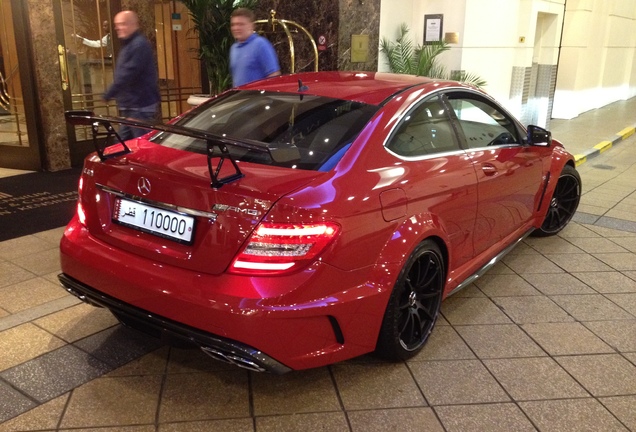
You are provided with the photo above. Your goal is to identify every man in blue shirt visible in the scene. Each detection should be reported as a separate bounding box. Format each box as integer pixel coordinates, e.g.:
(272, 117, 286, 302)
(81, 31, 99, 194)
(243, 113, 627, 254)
(103, 10, 160, 140)
(229, 8, 281, 87)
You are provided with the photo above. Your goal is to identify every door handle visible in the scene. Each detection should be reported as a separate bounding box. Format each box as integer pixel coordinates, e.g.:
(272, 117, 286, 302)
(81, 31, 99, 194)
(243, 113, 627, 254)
(481, 163, 497, 176)
(57, 45, 69, 91)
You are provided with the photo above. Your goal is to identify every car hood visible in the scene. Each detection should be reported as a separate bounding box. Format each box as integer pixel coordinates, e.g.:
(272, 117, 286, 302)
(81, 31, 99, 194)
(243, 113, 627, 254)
(78, 143, 322, 275)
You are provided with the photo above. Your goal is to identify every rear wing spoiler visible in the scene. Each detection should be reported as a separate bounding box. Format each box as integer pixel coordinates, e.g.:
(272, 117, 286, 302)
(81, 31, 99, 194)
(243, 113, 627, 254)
(65, 110, 299, 188)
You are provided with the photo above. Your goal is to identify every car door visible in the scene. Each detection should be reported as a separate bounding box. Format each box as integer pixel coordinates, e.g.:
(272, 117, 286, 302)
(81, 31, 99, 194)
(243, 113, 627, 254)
(385, 94, 479, 269)
(443, 91, 544, 256)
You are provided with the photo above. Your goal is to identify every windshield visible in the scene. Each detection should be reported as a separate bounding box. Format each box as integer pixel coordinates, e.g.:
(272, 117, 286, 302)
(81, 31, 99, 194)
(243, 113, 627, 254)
(151, 90, 378, 171)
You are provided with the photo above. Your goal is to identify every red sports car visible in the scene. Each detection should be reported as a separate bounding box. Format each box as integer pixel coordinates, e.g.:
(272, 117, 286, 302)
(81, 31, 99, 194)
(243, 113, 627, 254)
(60, 71, 581, 373)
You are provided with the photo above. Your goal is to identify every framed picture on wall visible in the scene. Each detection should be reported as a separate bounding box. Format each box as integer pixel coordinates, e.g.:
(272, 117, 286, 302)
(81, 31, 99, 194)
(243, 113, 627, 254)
(424, 14, 443, 44)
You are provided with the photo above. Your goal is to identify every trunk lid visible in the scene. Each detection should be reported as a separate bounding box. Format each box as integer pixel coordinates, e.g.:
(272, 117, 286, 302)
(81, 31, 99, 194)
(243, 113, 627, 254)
(79, 143, 321, 275)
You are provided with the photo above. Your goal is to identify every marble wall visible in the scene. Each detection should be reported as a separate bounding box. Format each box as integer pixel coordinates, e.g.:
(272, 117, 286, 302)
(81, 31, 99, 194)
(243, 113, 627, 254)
(337, 0, 381, 71)
(26, 0, 71, 171)
(255, 1, 340, 73)
(255, 0, 381, 73)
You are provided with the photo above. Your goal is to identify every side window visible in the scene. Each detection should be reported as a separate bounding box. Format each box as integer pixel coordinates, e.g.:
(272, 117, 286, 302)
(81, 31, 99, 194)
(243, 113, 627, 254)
(446, 95, 521, 149)
(386, 95, 460, 157)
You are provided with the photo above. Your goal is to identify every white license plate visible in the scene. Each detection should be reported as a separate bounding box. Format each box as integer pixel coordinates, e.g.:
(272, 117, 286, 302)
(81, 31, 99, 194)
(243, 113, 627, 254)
(113, 198, 195, 243)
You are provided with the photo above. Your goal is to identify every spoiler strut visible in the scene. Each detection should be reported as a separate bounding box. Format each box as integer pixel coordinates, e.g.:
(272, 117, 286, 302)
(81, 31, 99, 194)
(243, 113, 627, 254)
(64, 110, 297, 189)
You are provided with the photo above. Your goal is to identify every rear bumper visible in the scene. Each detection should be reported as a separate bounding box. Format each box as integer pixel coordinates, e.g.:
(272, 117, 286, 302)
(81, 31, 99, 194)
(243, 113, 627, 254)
(59, 272, 292, 374)
(59, 220, 396, 371)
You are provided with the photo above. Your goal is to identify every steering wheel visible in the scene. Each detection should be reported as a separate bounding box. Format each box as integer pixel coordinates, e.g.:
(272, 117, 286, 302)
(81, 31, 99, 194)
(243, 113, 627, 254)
(487, 132, 515, 146)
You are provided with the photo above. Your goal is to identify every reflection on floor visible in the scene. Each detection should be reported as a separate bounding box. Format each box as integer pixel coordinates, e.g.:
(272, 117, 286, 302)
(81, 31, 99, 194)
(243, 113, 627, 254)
(0, 168, 34, 178)
(0, 114, 28, 147)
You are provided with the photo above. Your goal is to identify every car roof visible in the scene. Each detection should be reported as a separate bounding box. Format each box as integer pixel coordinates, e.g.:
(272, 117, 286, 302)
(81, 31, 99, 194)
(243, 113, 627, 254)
(238, 71, 468, 106)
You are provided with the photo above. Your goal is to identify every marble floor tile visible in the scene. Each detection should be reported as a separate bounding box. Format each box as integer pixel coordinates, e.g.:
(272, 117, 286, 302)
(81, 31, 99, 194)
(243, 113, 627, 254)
(434, 403, 536, 432)
(158, 371, 250, 423)
(483, 357, 588, 401)
(251, 368, 340, 415)
(519, 398, 628, 432)
(474, 273, 541, 297)
(441, 297, 512, 325)
(59, 375, 162, 428)
(522, 322, 614, 355)
(556, 354, 636, 396)
(492, 296, 573, 324)
(599, 396, 636, 431)
(455, 324, 545, 359)
(33, 303, 118, 343)
(573, 271, 636, 293)
(347, 408, 444, 432)
(0, 323, 66, 371)
(583, 320, 636, 352)
(409, 359, 509, 405)
(256, 413, 348, 432)
(408, 325, 475, 361)
(332, 363, 426, 410)
(550, 294, 635, 321)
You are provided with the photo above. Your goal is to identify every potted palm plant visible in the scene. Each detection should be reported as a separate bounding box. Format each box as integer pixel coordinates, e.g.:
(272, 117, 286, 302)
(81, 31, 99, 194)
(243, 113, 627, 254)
(182, 0, 258, 99)
(380, 23, 486, 88)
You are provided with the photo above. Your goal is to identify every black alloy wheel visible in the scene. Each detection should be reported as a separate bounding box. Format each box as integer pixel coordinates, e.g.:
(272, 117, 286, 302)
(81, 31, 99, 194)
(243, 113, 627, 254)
(375, 240, 445, 361)
(532, 164, 581, 237)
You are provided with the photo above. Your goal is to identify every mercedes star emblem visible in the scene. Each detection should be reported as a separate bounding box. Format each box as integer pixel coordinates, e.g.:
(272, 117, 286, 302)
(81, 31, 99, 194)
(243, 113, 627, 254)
(137, 177, 151, 196)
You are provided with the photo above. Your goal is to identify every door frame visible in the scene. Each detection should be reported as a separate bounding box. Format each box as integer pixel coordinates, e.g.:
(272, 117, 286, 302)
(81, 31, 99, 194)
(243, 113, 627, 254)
(0, 0, 45, 170)
(53, 0, 121, 167)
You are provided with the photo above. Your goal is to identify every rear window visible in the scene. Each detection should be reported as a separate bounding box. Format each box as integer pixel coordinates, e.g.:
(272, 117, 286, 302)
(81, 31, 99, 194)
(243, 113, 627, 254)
(151, 90, 378, 171)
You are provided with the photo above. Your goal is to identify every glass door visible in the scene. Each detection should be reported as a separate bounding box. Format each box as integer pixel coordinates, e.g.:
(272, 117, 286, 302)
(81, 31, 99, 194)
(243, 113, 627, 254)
(54, 0, 120, 166)
(54, 0, 201, 166)
(0, 0, 42, 170)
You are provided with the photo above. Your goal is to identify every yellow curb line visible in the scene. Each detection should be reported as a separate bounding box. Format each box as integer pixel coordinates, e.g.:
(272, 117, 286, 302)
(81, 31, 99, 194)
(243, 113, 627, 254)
(574, 155, 586, 166)
(617, 126, 635, 140)
(594, 141, 612, 153)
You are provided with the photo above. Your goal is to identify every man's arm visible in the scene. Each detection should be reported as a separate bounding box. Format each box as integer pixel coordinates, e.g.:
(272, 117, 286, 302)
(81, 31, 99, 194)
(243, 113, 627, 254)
(259, 38, 281, 78)
(74, 34, 108, 48)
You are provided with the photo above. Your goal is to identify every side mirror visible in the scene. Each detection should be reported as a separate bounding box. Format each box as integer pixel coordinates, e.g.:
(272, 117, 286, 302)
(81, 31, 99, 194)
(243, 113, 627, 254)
(527, 125, 552, 147)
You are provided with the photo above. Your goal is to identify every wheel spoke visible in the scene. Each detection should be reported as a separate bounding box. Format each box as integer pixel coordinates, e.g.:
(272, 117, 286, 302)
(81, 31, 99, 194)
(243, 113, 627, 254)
(410, 310, 423, 341)
(414, 299, 436, 321)
(397, 249, 443, 351)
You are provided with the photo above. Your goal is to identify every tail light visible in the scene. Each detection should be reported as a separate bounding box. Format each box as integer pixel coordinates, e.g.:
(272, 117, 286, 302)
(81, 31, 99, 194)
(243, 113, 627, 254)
(229, 222, 340, 275)
(77, 176, 86, 226)
(77, 202, 87, 226)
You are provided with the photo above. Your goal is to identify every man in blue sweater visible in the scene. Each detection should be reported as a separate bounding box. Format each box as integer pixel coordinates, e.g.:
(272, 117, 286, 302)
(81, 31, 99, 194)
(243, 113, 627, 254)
(229, 8, 281, 87)
(103, 10, 160, 140)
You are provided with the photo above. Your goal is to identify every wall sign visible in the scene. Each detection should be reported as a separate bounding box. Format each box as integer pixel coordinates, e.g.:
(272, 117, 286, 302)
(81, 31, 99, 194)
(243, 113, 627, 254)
(424, 14, 443, 44)
(351, 34, 369, 63)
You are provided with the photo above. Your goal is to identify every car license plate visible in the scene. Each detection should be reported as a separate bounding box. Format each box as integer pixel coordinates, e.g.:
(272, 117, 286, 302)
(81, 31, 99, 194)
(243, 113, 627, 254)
(113, 198, 195, 243)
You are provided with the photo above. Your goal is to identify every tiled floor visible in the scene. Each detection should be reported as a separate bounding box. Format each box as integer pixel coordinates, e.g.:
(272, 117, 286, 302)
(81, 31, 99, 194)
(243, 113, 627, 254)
(1, 99, 635, 431)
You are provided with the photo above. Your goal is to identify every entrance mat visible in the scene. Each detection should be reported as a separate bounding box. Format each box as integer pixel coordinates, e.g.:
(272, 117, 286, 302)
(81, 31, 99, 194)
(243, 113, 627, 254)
(0, 169, 81, 242)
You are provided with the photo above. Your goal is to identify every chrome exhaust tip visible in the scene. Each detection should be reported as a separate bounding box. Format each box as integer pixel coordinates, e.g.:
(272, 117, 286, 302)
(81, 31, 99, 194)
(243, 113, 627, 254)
(200, 346, 268, 373)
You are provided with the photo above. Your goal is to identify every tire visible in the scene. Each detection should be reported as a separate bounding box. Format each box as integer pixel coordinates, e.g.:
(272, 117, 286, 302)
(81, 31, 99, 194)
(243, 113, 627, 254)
(375, 240, 445, 361)
(532, 164, 581, 237)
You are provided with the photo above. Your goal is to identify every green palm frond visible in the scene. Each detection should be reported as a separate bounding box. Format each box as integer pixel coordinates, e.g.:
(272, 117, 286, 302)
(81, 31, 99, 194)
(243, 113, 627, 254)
(380, 23, 416, 74)
(182, 0, 258, 95)
(426, 63, 448, 80)
(380, 23, 486, 89)
(451, 71, 488, 88)
(414, 41, 450, 77)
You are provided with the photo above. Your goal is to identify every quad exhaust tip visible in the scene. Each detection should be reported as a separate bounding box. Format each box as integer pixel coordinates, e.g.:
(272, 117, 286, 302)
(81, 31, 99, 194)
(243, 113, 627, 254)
(200, 346, 267, 373)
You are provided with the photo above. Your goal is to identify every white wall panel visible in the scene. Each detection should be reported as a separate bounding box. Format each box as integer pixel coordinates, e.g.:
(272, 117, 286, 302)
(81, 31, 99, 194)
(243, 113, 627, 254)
(379, 0, 636, 120)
